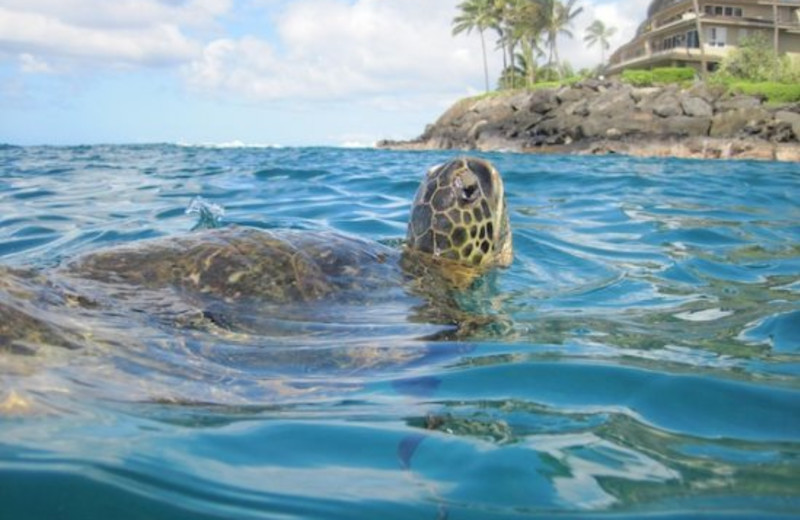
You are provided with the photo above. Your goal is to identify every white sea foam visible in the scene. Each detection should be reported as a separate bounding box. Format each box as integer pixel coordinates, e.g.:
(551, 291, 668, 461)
(339, 140, 376, 149)
(175, 140, 284, 149)
(673, 308, 735, 322)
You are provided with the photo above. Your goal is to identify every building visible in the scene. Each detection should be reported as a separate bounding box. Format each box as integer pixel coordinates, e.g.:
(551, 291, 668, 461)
(606, 0, 800, 75)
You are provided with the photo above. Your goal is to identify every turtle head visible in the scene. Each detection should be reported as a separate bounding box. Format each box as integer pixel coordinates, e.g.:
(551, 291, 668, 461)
(406, 157, 512, 269)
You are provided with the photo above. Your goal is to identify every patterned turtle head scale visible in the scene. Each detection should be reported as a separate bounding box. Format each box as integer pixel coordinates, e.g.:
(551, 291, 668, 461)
(406, 157, 512, 268)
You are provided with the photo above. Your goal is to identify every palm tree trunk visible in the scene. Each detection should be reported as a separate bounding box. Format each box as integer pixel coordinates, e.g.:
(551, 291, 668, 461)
(553, 39, 560, 79)
(507, 40, 517, 88)
(480, 29, 490, 92)
(548, 30, 557, 77)
(773, 0, 779, 57)
(692, 0, 707, 80)
(521, 39, 534, 88)
(500, 33, 508, 72)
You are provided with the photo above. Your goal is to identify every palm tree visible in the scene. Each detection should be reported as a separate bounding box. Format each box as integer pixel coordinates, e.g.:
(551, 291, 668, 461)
(505, 0, 545, 87)
(583, 19, 616, 67)
(498, 59, 526, 89)
(489, 0, 520, 89)
(540, 0, 584, 78)
(453, 0, 496, 92)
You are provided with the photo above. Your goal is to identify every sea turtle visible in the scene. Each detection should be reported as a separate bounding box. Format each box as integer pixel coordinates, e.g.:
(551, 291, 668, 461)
(64, 157, 511, 295)
(0, 157, 512, 407)
(54, 156, 512, 326)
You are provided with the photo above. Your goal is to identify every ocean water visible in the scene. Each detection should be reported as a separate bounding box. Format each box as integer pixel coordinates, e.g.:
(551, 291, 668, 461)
(0, 144, 798, 519)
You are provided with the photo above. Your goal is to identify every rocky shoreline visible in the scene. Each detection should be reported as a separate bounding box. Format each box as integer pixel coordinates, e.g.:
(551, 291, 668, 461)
(378, 80, 800, 161)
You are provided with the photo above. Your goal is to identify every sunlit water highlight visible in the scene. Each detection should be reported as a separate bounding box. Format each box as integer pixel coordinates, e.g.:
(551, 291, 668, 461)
(0, 144, 798, 519)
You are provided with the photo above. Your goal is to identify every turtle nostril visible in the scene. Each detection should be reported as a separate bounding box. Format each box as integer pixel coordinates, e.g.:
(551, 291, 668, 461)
(461, 184, 478, 202)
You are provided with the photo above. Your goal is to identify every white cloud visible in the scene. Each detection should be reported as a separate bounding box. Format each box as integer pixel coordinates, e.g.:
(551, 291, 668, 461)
(185, 0, 487, 102)
(0, 0, 230, 29)
(0, 1, 224, 68)
(19, 53, 53, 74)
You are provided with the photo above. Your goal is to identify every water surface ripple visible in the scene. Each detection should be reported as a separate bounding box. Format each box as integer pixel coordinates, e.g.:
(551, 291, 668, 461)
(1, 145, 798, 519)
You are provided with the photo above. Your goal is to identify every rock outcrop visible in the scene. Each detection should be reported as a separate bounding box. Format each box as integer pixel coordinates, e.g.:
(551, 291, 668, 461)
(378, 80, 800, 161)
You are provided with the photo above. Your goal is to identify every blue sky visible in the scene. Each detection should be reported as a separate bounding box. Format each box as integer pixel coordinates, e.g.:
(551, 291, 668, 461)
(0, 0, 649, 146)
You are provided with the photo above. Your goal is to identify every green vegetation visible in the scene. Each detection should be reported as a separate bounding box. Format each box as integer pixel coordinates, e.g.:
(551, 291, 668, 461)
(540, 0, 584, 77)
(727, 82, 800, 104)
(715, 34, 800, 84)
(522, 76, 581, 89)
(463, 77, 580, 102)
(452, 0, 606, 90)
(710, 34, 800, 103)
(620, 69, 654, 87)
(620, 67, 695, 87)
(652, 67, 696, 84)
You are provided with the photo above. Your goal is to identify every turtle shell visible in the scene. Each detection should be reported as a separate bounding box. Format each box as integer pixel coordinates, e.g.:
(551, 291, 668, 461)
(63, 227, 403, 304)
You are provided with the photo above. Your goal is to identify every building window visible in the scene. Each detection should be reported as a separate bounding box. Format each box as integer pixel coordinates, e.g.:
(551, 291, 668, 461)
(707, 26, 727, 47)
(704, 5, 744, 17)
(662, 33, 689, 50)
(687, 30, 699, 48)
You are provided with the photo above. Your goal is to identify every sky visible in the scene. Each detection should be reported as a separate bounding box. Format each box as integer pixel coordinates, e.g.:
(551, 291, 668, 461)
(0, 0, 651, 146)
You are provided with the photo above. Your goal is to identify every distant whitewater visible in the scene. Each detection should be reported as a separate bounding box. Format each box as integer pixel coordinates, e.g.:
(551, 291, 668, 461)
(175, 140, 285, 149)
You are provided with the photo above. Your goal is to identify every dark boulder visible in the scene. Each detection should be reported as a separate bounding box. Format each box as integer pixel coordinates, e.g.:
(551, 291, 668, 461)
(650, 93, 683, 118)
(529, 89, 560, 114)
(588, 87, 635, 117)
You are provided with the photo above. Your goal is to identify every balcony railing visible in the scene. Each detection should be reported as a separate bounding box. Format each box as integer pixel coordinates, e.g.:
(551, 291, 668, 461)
(608, 45, 731, 70)
(755, 0, 800, 6)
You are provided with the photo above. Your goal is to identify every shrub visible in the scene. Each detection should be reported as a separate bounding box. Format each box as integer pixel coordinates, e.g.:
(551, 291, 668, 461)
(652, 67, 695, 83)
(621, 67, 695, 86)
(776, 54, 800, 84)
(530, 80, 562, 90)
(717, 34, 775, 82)
(621, 69, 653, 86)
(729, 82, 800, 104)
(715, 33, 800, 84)
(498, 66, 526, 90)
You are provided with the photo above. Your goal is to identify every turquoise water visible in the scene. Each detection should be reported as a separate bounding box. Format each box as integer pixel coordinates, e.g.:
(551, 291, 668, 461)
(0, 144, 798, 519)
